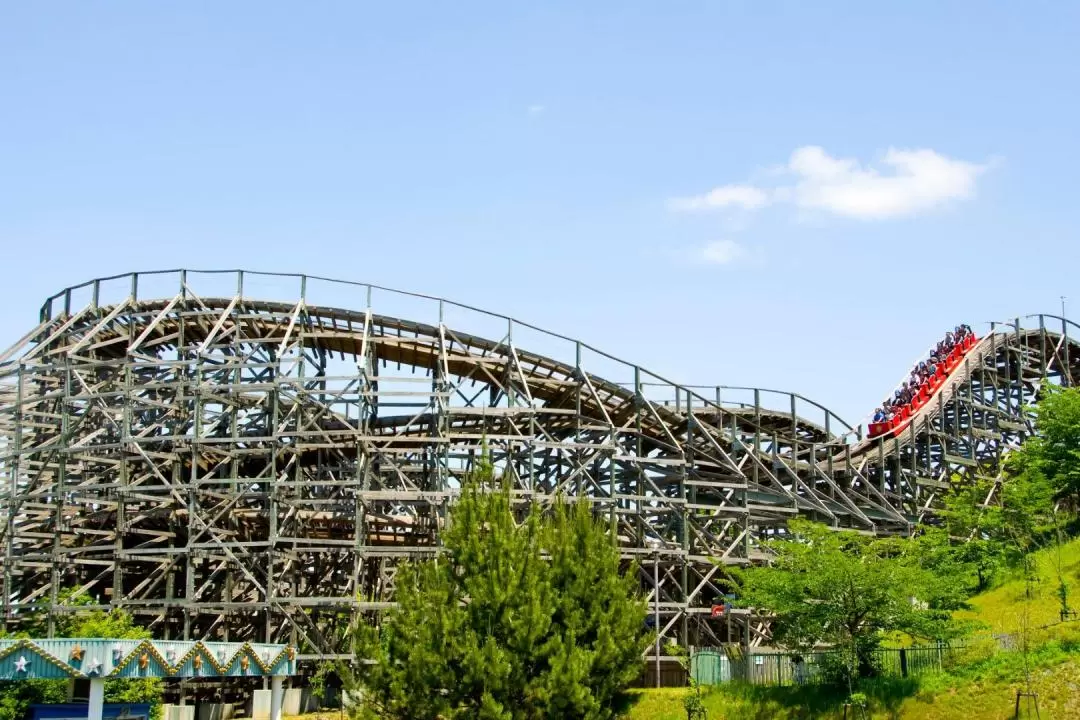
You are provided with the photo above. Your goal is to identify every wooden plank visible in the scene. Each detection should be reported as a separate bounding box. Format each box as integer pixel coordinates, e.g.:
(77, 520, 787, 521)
(943, 453, 976, 467)
(915, 476, 950, 490)
(997, 419, 1027, 431)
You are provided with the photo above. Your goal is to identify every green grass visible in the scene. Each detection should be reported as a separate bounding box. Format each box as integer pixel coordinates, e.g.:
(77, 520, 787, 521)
(955, 535, 1080, 642)
(624, 660, 1080, 719)
(626, 537, 1080, 720)
(623, 680, 921, 720)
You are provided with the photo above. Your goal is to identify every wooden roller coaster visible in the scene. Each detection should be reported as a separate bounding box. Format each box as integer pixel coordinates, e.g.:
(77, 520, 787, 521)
(1, 270, 1078, 660)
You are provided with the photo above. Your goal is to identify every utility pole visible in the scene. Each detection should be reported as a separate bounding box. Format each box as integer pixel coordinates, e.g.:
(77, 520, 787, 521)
(1062, 296, 1067, 318)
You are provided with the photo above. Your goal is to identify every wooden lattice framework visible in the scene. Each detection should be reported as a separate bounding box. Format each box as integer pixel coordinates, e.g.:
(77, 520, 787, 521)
(1, 270, 1078, 661)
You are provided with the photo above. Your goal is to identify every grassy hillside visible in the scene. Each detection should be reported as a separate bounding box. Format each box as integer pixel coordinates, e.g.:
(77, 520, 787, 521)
(955, 533, 1080, 640)
(624, 537, 1080, 720)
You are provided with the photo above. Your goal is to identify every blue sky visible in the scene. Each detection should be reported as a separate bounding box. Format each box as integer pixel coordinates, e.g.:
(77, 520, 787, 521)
(1, 2, 1077, 427)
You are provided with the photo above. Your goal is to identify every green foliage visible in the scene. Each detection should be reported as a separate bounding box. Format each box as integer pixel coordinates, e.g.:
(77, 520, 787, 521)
(624, 678, 922, 720)
(652, 385, 1080, 719)
(681, 681, 706, 720)
(934, 450, 1062, 595)
(918, 387, 1080, 603)
(733, 519, 967, 686)
(0, 681, 67, 720)
(306, 661, 338, 720)
(309, 661, 334, 707)
(63, 609, 153, 642)
(0, 592, 161, 720)
(663, 641, 688, 670)
(938, 478, 1008, 592)
(896, 530, 975, 615)
(1012, 385, 1080, 502)
(1000, 466, 1057, 562)
(349, 460, 649, 719)
(846, 690, 867, 706)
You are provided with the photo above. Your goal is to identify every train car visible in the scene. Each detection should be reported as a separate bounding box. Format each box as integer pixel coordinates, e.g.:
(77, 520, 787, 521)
(867, 334, 977, 440)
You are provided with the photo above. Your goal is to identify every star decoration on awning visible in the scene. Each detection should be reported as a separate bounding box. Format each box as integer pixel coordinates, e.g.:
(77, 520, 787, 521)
(87, 657, 102, 675)
(13, 655, 28, 673)
(70, 644, 85, 662)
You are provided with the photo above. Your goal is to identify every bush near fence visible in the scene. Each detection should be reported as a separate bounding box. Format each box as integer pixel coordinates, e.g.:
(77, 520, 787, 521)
(690, 645, 953, 687)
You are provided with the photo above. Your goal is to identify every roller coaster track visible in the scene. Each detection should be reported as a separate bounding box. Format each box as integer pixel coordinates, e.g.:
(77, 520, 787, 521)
(1, 270, 1078, 657)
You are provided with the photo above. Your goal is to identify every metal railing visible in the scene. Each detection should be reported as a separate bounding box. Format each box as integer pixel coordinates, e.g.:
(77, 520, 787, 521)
(691, 644, 953, 687)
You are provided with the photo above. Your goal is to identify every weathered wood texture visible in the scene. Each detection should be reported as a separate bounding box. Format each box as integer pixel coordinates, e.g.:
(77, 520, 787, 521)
(0, 271, 1077, 657)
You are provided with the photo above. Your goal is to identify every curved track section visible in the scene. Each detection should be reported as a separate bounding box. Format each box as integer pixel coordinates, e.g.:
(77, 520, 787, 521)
(1, 270, 1078, 655)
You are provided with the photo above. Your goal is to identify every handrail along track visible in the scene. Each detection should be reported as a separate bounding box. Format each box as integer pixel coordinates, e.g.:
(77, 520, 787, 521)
(1, 270, 1077, 657)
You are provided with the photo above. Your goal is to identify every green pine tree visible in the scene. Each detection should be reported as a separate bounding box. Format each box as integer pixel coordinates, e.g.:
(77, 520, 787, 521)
(348, 460, 648, 719)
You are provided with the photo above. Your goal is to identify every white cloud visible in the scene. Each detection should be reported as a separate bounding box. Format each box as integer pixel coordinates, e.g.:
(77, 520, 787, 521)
(527, 104, 545, 116)
(699, 239, 744, 265)
(787, 146, 985, 219)
(669, 184, 770, 212)
(670, 146, 988, 221)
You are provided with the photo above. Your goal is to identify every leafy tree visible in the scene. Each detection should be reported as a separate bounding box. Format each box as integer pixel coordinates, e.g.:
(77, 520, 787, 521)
(1002, 387, 1080, 624)
(348, 461, 649, 719)
(938, 477, 1007, 592)
(899, 528, 981, 610)
(1000, 466, 1057, 571)
(1011, 385, 1080, 503)
(935, 456, 1060, 594)
(733, 519, 966, 688)
(0, 592, 162, 720)
(0, 681, 67, 720)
